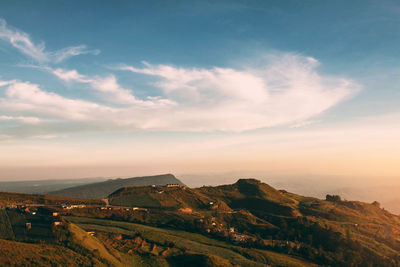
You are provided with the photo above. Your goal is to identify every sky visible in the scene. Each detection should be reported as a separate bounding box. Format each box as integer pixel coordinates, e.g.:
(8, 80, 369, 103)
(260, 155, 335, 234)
(0, 0, 399, 183)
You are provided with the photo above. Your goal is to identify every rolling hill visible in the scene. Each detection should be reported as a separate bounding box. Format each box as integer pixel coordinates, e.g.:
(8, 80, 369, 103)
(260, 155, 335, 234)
(108, 179, 296, 214)
(0, 238, 101, 266)
(49, 174, 185, 199)
(109, 184, 225, 211)
(102, 178, 400, 266)
(197, 178, 299, 216)
(2, 176, 400, 266)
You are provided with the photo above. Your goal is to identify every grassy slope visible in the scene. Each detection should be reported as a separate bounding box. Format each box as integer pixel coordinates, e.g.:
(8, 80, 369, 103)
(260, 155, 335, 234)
(199, 179, 294, 205)
(0, 210, 14, 239)
(67, 216, 317, 267)
(3, 178, 400, 266)
(196, 179, 299, 216)
(0, 238, 102, 266)
(109, 186, 213, 209)
(69, 223, 122, 266)
(285, 190, 400, 258)
(107, 178, 400, 263)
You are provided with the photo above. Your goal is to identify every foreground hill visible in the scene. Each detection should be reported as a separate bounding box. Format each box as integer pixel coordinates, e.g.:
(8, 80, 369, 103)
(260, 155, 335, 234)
(49, 174, 184, 199)
(2, 177, 400, 266)
(103, 178, 400, 266)
(0, 238, 101, 266)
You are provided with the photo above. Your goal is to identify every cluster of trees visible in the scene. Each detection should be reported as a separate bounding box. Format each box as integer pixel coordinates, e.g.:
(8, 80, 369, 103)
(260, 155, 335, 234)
(326, 194, 342, 202)
(257, 216, 400, 266)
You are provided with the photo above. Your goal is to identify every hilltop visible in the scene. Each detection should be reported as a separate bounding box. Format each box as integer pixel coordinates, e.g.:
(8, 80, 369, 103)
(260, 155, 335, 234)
(49, 174, 184, 199)
(108, 179, 296, 215)
(197, 179, 298, 216)
(109, 184, 233, 212)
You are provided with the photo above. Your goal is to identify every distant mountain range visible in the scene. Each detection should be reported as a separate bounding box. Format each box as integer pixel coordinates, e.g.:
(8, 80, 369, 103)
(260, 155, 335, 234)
(49, 174, 184, 199)
(0, 177, 107, 195)
(3, 173, 400, 215)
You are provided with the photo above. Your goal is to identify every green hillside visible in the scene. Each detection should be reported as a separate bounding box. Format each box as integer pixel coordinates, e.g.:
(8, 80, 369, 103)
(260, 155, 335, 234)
(49, 174, 185, 199)
(67, 216, 315, 267)
(197, 179, 299, 216)
(109, 178, 296, 215)
(109, 185, 215, 210)
(0, 238, 103, 267)
(103, 178, 400, 266)
(68, 222, 123, 266)
(2, 177, 400, 266)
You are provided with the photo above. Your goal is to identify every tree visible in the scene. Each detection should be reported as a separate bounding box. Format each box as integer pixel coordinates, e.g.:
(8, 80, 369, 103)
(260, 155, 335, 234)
(371, 201, 380, 208)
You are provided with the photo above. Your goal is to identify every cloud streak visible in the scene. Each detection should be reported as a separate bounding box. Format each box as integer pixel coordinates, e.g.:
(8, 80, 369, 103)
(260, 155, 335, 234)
(0, 19, 99, 63)
(51, 68, 175, 106)
(0, 115, 41, 124)
(0, 54, 360, 138)
(118, 54, 360, 131)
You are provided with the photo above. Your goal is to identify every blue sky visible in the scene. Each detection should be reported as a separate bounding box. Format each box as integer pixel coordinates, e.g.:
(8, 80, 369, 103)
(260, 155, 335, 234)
(0, 1, 399, 180)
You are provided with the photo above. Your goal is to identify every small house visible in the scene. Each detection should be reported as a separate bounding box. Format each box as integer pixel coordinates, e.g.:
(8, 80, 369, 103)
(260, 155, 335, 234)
(167, 184, 180, 188)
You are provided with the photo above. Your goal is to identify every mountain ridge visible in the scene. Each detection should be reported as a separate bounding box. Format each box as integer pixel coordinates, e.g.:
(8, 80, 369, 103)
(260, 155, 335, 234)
(49, 174, 184, 199)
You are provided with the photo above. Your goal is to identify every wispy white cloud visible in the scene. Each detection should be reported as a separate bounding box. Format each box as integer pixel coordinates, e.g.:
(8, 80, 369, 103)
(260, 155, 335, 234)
(52, 68, 89, 82)
(51, 68, 175, 106)
(119, 54, 360, 131)
(0, 19, 46, 62)
(0, 80, 112, 121)
(0, 80, 16, 87)
(290, 120, 320, 128)
(0, 19, 99, 63)
(0, 115, 41, 124)
(0, 79, 176, 135)
(51, 45, 100, 63)
(0, 54, 360, 138)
